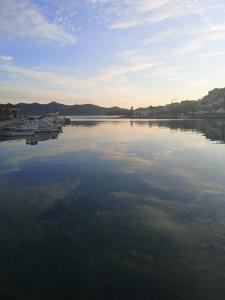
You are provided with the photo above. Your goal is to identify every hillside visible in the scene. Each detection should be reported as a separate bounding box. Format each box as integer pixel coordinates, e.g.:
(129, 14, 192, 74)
(16, 102, 129, 116)
(133, 88, 225, 117)
(200, 88, 225, 112)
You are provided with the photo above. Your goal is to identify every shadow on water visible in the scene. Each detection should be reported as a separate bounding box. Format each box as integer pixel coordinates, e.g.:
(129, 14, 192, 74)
(0, 132, 59, 145)
(129, 118, 225, 143)
(69, 118, 225, 143)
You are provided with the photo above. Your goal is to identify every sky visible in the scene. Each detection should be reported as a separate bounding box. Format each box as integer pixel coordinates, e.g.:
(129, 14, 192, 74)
(1, 0, 225, 108)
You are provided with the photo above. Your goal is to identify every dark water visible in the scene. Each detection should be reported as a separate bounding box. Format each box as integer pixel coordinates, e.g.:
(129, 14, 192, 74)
(0, 118, 225, 300)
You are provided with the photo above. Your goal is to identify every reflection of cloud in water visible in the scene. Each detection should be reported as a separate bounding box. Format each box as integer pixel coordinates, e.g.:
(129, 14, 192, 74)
(136, 205, 186, 237)
(0, 178, 80, 224)
(168, 167, 225, 196)
(0, 167, 20, 175)
(99, 148, 156, 172)
(152, 149, 173, 160)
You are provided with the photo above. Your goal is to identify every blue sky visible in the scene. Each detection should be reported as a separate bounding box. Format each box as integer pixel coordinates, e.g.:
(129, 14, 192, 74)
(1, 0, 225, 107)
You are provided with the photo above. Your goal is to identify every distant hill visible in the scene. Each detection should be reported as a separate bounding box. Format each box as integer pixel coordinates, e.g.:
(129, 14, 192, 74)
(133, 88, 225, 117)
(5, 87, 225, 119)
(15, 102, 129, 116)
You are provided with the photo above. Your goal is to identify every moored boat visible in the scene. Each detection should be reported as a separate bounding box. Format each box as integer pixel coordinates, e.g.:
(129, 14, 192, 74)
(0, 114, 63, 137)
(0, 128, 34, 137)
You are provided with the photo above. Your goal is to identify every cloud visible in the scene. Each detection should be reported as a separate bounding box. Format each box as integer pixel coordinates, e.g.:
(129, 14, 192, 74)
(154, 65, 187, 82)
(0, 55, 13, 62)
(91, 62, 157, 80)
(145, 29, 181, 44)
(0, 58, 142, 104)
(122, 0, 170, 12)
(0, 45, 165, 106)
(0, 64, 89, 88)
(196, 50, 225, 60)
(0, 48, 160, 85)
(172, 22, 225, 55)
(110, 20, 140, 30)
(91, 50, 162, 80)
(173, 39, 205, 55)
(108, 0, 206, 30)
(0, 0, 76, 45)
(90, 0, 170, 12)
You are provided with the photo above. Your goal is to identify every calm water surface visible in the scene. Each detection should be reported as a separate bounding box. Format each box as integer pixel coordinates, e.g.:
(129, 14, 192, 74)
(0, 119, 225, 300)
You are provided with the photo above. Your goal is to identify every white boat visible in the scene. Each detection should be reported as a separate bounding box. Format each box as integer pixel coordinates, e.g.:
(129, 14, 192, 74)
(0, 120, 38, 137)
(34, 118, 61, 134)
(0, 115, 62, 137)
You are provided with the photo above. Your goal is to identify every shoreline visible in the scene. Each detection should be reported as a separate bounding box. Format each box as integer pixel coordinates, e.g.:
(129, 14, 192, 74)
(122, 114, 225, 119)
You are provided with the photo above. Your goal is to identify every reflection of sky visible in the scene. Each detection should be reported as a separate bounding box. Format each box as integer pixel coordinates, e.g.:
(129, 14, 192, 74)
(1, 119, 225, 222)
(1, 120, 225, 204)
(1, 120, 225, 299)
(1, 120, 225, 174)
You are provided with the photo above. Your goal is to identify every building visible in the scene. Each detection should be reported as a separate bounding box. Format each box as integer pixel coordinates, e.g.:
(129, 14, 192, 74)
(133, 108, 151, 117)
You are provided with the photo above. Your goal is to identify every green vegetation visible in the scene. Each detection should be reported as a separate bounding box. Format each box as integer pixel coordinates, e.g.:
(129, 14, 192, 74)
(133, 87, 225, 117)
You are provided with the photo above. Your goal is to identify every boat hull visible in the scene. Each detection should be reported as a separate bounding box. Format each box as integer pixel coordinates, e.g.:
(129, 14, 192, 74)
(0, 130, 34, 137)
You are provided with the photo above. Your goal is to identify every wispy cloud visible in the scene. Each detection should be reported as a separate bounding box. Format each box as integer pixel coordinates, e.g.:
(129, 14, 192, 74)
(90, 50, 162, 80)
(0, 55, 13, 62)
(0, 48, 161, 84)
(0, 47, 163, 105)
(196, 50, 225, 60)
(172, 22, 225, 55)
(110, 20, 140, 30)
(0, 64, 89, 88)
(90, 0, 170, 12)
(124, 0, 171, 12)
(154, 65, 187, 82)
(173, 38, 204, 55)
(91, 62, 156, 80)
(106, 0, 206, 29)
(145, 29, 181, 44)
(0, 0, 76, 44)
(0, 53, 153, 103)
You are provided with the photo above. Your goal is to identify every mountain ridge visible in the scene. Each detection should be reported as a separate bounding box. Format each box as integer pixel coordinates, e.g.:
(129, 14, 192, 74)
(133, 87, 225, 117)
(15, 102, 129, 116)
